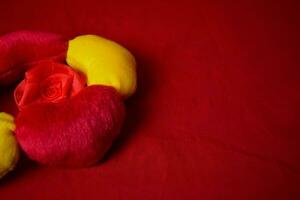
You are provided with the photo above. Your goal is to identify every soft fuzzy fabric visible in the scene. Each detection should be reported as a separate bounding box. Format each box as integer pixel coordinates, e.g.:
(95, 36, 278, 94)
(1, 1, 300, 199)
(67, 35, 137, 98)
(15, 85, 125, 167)
(0, 31, 67, 85)
(14, 61, 86, 111)
(0, 112, 19, 178)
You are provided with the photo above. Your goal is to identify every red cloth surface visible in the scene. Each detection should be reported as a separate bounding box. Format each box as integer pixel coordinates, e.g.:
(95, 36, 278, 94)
(0, 0, 299, 199)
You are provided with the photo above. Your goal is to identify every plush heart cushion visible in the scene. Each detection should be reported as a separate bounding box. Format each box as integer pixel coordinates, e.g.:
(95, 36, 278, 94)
(15, 85, 125, 167)
(0, 31, 67, 85)
(0, 112, 19, 178)
(67, 35, 137, 98)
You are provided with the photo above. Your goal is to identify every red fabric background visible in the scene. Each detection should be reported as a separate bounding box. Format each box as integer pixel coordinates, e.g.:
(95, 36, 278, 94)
(0, 0, 299, 199)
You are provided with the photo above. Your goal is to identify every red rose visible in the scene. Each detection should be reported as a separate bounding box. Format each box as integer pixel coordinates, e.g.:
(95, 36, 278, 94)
(14, 61, 86, 110)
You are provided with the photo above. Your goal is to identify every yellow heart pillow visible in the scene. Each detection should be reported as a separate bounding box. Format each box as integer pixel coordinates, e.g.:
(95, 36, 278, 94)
(67, 35, 137, 98)
(0, 112, 19, 178)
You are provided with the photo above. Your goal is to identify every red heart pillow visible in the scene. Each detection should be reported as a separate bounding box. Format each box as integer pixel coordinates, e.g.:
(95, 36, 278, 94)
(0, 31, 67, 85)
(15, 85, 125, 167)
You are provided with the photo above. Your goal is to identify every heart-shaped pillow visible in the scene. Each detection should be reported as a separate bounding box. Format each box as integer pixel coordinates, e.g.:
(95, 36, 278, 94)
(0, 31, 67, 85)
(15, 85, 124, 167)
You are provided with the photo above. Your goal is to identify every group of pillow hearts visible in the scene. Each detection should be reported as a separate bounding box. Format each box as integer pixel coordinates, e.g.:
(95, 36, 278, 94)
(0, 31, 137, 178)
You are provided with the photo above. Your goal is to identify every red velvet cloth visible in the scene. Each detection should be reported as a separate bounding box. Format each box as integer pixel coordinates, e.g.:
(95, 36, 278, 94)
(0, 0, 299, 199)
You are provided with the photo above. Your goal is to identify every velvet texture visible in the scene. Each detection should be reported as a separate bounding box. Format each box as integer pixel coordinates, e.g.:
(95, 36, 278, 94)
(0, 31, 128, 169)
(0, 31, 68, 85)
(15, 85, 125, 167)
(0, 0, 299, 199)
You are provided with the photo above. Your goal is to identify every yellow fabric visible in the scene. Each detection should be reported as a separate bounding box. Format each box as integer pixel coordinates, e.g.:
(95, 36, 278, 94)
(0, 112, 19, 178)
(67, 35, 137, 98)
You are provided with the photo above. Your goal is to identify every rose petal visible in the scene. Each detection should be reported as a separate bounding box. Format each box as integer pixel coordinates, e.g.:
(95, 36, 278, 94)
(14, 61, 86, 110)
